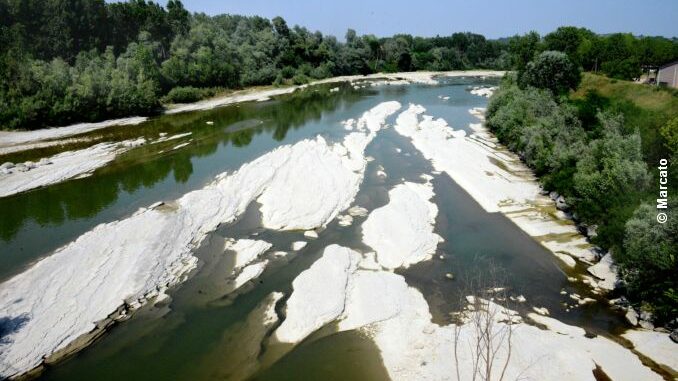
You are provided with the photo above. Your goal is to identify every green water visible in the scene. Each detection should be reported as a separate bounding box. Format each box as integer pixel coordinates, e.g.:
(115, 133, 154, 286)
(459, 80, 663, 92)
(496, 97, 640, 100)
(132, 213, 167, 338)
(1, 77, 631, 380)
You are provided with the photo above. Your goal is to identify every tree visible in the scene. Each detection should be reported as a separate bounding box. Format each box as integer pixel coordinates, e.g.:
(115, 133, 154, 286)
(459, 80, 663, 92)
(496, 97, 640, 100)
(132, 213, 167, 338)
(573, 113, 649, 222)
(660, 117, 678, 156)
(272, 16, 290, 38)
(508, 31, 542, 71)
(621, 203, 678, 323)
(519, 51, 581, 95)
(544, 26, 593, 65)
(166, 0, 190, 36)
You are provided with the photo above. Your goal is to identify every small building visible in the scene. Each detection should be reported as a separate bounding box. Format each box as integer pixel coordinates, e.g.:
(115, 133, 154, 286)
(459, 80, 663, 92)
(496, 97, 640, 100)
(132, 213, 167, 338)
(657, 60, 678, 88)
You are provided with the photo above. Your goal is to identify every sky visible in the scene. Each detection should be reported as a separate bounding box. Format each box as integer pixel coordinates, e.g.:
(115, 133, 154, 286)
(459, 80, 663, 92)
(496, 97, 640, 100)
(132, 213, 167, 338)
(148, 0, 678, 39)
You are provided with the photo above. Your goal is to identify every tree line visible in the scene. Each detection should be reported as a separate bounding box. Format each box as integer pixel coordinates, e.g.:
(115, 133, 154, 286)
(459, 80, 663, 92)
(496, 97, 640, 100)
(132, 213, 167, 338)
(1, 1, 677, 131)
(508, 26, 678, 80)
(487, 51, 677, 324)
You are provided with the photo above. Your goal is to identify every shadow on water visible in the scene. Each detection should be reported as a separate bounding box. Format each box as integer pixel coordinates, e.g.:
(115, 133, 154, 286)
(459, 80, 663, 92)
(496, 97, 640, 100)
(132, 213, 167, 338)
(251, 330, 390, 381)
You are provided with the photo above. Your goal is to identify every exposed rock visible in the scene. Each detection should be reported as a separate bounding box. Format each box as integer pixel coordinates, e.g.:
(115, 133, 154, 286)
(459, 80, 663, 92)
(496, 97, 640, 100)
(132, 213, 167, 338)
(303, 230, 318, 239)
(0, 101, 403, 378)
(291, 241, 307, 251)
(638, 311, 655, 330)
(587, 253, 618, 291)
(224, 239, 272, 270)
(624, 330, 678, 372)
(361, 182, 441, 269)
(256, 101, 401, 231)
(587, 225, 598, 238)
(232, 261, 269, 291)
(0, 139, 147, 198)
(149, 201, 164, 210)
(640, 310, 653, 322)
(347, 206, 368, 217)
(555, 195, 568, 211)
(670, 329, 678, 343)
(275, 241, 665, 381)
(555, 253, 576, 268)
(273, 245, 359, 343)
(337, 214, 353, 226)
(626, 309, 639, 326)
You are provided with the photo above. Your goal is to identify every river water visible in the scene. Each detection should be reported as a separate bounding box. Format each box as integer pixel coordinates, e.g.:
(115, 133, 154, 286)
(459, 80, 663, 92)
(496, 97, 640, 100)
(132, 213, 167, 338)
(0, 77, 632, 380)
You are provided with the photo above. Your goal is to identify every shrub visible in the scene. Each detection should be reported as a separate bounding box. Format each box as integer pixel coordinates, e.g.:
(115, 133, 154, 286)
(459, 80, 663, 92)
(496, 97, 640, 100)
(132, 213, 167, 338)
(620, 203, 678, 323)
(161, 86, 207, 103)
(519, 51, 581, 95)
(291, 73, 310, 85)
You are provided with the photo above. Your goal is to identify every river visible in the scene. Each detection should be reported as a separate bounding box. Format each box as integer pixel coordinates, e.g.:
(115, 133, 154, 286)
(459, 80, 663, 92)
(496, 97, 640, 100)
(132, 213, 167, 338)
(0, 75, 671, 381)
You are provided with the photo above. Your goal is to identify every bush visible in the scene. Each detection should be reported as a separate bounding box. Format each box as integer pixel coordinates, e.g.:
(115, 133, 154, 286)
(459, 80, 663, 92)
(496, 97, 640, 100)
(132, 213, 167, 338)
(272, 73, 285, 86)
(660, 116, 678, 156)
(519, 51, 581, 95)
(161, 86, 208, 103)
(572, 112, 650, 231)
(488, 60, 675, 325)
(291, 73, 310, 85)
(620, 203, 678, 324)
(487, 84, 584, 177)
(601, 58, 642, 81)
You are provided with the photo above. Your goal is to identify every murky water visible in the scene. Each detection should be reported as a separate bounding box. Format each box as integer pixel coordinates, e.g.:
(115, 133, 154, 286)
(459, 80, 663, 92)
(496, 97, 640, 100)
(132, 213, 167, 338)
(1, 77, 631, 380)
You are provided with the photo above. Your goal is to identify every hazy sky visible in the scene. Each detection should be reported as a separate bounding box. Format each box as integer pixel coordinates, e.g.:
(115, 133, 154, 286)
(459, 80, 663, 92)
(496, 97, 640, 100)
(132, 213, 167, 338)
(146, 0, 678, 39)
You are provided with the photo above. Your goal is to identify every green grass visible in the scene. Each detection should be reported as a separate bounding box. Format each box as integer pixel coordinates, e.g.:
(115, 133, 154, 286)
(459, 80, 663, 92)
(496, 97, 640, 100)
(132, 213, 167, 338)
(572, 73, 678, 165)
(573, 73, 678, 113)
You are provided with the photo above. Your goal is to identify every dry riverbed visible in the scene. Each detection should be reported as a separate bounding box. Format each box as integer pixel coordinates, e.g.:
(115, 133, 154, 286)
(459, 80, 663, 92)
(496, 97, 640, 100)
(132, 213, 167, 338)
(0, 73, 674, 381)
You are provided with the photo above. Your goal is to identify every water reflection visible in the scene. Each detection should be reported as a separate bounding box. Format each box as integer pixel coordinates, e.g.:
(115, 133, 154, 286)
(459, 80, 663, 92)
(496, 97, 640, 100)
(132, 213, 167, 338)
(0, 84, 364, 279)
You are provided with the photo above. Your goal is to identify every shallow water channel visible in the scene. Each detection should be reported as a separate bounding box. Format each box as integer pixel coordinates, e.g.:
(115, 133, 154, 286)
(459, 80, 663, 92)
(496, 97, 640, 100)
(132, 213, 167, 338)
(0, 77, 633, 380)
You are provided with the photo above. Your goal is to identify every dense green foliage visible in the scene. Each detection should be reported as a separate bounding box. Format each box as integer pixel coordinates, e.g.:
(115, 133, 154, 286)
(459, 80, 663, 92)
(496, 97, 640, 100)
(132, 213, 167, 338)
(518, 51, 581, 95)
(3, 1, 676, 131)
(161, 86, 218, 103)
(488, 69, 678, 323)
(622, 204, 677, 321)
(0, 0, 509, 130)
(510, 26, 678, 80)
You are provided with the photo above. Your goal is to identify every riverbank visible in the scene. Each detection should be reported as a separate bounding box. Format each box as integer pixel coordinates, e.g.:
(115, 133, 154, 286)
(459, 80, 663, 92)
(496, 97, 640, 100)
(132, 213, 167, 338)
(0, 71, 504, 156)
(390, 102, 676, 377)
(0, 71, 503, 199)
